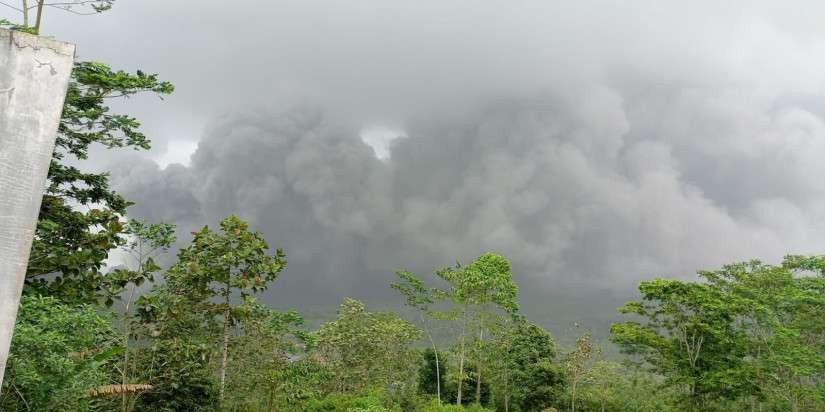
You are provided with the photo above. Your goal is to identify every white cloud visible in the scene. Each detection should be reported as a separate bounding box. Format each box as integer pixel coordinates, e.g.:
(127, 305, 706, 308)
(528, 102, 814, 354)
(154, 140, 199, 168)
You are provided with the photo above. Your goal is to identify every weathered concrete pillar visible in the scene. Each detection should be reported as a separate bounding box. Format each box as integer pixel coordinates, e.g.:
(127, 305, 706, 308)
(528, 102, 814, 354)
(0, 28, 75, 386)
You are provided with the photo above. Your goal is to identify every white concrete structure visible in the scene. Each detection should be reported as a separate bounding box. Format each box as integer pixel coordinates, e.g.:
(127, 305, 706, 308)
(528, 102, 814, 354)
(0, 28, 74, 386)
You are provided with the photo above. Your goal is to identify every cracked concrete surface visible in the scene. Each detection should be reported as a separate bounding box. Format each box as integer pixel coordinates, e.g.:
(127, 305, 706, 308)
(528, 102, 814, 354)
(0, 28, 74, 386)
(1, 29, 74, 56)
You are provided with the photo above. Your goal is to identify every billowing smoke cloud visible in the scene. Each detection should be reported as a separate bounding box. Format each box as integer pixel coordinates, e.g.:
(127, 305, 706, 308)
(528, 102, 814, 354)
(79, 0, 825, 323)
(112, 91, 825, 314)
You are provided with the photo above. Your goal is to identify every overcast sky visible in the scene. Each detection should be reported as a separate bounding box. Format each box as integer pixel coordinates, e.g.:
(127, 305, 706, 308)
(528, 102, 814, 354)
(8, 1, 825, 325)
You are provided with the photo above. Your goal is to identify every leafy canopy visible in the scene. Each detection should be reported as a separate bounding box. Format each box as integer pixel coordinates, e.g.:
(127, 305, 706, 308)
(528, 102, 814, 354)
(26, 61, 173, 305)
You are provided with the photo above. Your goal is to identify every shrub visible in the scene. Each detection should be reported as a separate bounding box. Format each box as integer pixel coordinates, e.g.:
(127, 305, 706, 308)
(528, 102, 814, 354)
(0, 295, 116, 411)
(420, 399, 494, 412)
(305, 388, 402, 412)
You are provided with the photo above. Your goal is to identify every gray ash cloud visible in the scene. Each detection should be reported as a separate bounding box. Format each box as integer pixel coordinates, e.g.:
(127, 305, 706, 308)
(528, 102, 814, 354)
(67, 0, 825, 314)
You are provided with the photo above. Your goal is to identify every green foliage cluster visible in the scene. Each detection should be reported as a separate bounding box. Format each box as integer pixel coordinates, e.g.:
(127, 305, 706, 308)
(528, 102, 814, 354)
(26, 60, 173, 305)
(304, 388, 400, 412)
(315, 298, 422, 394)
(0, 296, 117, 411)
(611, 257, 825, 411)
(388, 254, 567, 411)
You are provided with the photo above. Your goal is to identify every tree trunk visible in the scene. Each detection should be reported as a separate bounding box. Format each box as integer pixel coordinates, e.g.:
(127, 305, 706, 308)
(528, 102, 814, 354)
(434, 345, 442, 403)
(22, 0, 29, 27)
(33, 1, 44, 34)
(421, 313, 441, 403)
(688, 382, 696, 412)
(219, 290, 231, 403)
(571, 379, 576, 412)
(475, 328, 483, 404)
(504, 377, 510, 412)
(121, 273, 142, 412)
(457, 339, 465, 404)
(475, 359, 481, 404)
(121, 285, 132, 412)
(122, 337, 129, 412)
(457, 308, 467, 405)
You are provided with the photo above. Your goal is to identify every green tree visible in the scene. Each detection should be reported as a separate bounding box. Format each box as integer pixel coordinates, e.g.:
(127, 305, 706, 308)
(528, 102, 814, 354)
(223, 305, 308, 411)
(101, 219, 175, 412)
(0, 295, 118, 411)
(419, 348, 448, 401)
(391, 269, 450, 403)
(133, 283, 219, 412)
(580, 360, 622, 412)
(315, 298, 422, 394)
(305, 388, 398, 412)
(272, 357, 334, 408)
(611, 257, 825, 410)
(25, 60, 173, 304)
(565, 332, 600, 412)
(703, 258, 825, 411)
(611, 277, 754, 410)
(436, 252, 519, 405)
(586, 363, 675, 412)
(163, 215, 287, 403)
(488, 317, 564, 412)
(780, 256, 825, 411)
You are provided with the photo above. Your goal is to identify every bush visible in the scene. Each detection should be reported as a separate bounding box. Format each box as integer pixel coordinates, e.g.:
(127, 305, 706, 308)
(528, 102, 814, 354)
(420, 399, 493, 412)
(305, 388, 402, 412)
(0, 295, 116, 412)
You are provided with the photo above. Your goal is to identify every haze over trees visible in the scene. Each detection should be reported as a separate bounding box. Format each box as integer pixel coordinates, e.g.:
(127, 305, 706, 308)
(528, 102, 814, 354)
(2, 3, 825, 412)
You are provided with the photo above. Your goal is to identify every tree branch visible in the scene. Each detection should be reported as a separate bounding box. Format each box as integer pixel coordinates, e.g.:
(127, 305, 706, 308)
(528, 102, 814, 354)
(0, 1, 23, 12)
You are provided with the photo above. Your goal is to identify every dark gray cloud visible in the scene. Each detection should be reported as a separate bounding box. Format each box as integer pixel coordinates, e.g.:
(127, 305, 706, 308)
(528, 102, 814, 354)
(9, 1, 825, 322)
(112, 91, 825, 313)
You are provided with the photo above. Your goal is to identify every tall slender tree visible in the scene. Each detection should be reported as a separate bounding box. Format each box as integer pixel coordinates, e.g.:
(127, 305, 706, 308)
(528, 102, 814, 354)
(565, 332, 600, 412)
(391, 269, 449, 403)
(101, 219, 175, 412)
(436, 252, 519, 405)
(165, 215, 287, 403)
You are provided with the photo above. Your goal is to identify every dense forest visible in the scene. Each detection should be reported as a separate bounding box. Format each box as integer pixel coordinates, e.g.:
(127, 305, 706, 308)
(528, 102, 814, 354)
(3, 3, 825, 412)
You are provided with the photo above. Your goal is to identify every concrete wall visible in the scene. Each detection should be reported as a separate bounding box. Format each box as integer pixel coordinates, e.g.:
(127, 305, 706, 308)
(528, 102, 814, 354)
(0, 28, 75, 385)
